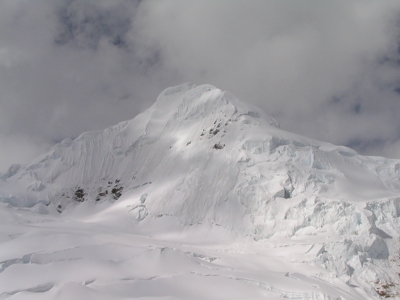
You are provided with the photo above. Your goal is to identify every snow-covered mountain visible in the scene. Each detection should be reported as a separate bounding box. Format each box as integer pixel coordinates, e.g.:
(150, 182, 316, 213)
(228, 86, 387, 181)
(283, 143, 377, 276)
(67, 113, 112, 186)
(1, 83, 400, 299)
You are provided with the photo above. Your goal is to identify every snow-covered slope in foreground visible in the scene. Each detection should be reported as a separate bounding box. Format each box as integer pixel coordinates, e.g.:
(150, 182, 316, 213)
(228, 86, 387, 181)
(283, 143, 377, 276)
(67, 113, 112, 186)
(2, 83, 400, 299)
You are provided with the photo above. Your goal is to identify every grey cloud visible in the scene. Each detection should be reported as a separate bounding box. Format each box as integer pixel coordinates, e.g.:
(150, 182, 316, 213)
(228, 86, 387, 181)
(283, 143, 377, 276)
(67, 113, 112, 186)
(54, 0, 139, 49)
(131, 1, 400, 151)
(2, 0, 400, 170)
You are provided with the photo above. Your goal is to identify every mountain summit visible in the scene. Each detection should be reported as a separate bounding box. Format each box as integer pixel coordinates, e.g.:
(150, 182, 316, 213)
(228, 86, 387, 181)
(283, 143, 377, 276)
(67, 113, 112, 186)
(1, 83, 400, 298)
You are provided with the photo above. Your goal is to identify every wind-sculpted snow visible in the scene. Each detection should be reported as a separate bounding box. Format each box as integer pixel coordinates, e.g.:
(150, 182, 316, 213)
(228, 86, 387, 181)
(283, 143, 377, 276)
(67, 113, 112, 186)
(1, 83, 400, 298)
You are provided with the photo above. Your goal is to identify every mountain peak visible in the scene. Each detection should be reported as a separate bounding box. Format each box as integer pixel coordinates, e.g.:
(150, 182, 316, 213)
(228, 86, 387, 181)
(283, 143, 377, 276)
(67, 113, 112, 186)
(153, 83, 280, 129)
(2, 83, 400, 297)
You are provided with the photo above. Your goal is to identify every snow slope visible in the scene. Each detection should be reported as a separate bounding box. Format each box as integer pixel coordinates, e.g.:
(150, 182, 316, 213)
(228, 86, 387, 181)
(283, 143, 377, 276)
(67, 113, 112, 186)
(1, 83, 400, 299)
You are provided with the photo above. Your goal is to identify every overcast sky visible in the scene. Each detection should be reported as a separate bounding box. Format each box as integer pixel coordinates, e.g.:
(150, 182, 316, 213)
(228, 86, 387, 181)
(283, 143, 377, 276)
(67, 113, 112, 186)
(2, 0, 400, 171)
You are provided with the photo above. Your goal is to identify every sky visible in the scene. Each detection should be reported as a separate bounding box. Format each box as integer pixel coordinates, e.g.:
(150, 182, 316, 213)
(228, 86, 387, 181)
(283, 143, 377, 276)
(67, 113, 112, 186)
(2, 0, 400, 171)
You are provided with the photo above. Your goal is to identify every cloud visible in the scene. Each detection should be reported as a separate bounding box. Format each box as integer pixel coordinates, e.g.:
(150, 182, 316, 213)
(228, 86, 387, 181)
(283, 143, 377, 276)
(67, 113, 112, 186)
(0, 134, 52, 172)
(54, 0, 138, 49)
(1, 0, 400, 170)
(133, 0, 400, 155)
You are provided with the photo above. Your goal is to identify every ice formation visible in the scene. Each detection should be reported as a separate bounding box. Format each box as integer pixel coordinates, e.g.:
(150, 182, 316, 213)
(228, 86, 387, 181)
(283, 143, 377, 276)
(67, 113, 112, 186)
(1, 83, 400, 299)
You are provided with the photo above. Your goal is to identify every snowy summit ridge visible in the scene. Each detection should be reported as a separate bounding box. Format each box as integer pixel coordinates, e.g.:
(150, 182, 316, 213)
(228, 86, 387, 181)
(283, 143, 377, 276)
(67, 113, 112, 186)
(2, 83, 400, 298)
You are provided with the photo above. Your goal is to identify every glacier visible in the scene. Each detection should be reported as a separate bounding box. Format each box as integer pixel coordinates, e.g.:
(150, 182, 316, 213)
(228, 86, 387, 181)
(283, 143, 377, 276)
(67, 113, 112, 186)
(1, 83, 400, 299)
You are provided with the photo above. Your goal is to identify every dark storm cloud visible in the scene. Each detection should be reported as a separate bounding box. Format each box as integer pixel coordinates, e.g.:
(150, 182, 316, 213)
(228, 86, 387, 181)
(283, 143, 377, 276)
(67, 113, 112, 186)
(2, 0, 400, 170)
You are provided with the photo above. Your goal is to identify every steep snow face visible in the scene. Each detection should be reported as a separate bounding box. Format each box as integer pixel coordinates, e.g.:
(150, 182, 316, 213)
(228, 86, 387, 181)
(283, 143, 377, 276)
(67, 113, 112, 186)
(2, 83, 400, 298)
